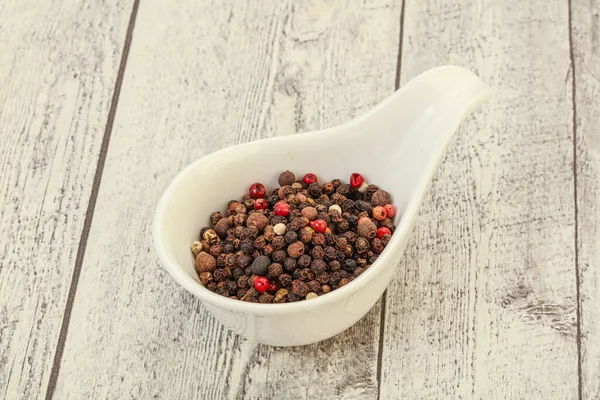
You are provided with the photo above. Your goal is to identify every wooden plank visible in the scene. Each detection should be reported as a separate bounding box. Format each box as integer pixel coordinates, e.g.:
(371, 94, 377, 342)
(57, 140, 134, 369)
(53, 1, 402, 398)
(380, 0, 579, 398)
(572, 0, 600, 398)
(0, 1, 133, 399)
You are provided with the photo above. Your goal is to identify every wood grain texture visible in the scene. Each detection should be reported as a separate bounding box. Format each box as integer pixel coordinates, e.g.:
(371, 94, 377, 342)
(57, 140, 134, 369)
(53, 1, 401, 399)
(380, 0, 579, 398)
(572, 0, 600, 398)
(0, 1, 132, 399)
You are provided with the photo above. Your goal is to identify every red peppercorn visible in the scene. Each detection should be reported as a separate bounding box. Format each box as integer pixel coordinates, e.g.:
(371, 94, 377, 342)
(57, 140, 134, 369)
(254, 198, 269, 210)
(384, 204, 396, 218)
(377, 226, 392, 239)
(372, 206, 387, 221)
(249, 183, 266, 199)
(303, 173, 318, 185)
(254, 276, 270, 293)
(267, 282, 279, 294)
(310, 219, 327, 233)
(349, 173, 365, 189)
(274, 201, 291, 217)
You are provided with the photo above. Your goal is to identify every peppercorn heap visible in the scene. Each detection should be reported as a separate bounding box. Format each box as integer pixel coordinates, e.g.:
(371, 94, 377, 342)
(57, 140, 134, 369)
(190, 171, 396, 303)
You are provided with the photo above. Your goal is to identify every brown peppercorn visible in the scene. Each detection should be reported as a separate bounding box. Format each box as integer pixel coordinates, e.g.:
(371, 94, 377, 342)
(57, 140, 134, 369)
(329, 260, 341, 271)
(310, 246, 325, 259)
(370, 189, 392, 206)
(214, 218, 231, 238)
(371, 238, 385, 253)
(279, 273, 292, 287)
(213, 268, 231, 282)
(259, 293, 275, 303)
(287, 292, 301, 302)
(335, 237, 348, 251)
(237, 275, 250, 289)
(216, 253, 227, 267)
(323, 246, 337, 261)
(201, 240, 211, 253)
(322, 182, 335, 195)
(209, 244, 223, 257)
(269, 262, 284, 277)
(298, 254, 312, 268)
(227, 201, 241, 216)
(195, 252, 217, 273)
(308, 280, 321, 293)
(299, 227, 314, 244)
(233, 213, 248, 227)
(246, 213, 269, 231)
(243, 199, 256, 210)
(321, 284, 331, 293)
(210, 211, 223, 226)
(312, 233, 326, 246)
(292, 280, 309, 297)
(355, 237, 370, 253)
(273, 249, 287, 263)
(283, 257, 297, 272)
(364, 184, 379, 202)
(245, 225, 259, 240)
(287, 241, 305, 258)
(354, 267, 366, 277)
(198, 271, 213, 286)
(254, 235, 267, 250)
(357, 219, 377, 239)
(382, 233, 392, 246)
(278, 170, 296, 186)
(263, 225, 275, 241)
(338, 278, 351, 288)
(317, 272, 330, 284)
(301, 206, 317, 221)
(271, 236, 286, 250)
(263, 244, 274, 256)
(311, 259, 327, 274)
(336, 184, 352, 197)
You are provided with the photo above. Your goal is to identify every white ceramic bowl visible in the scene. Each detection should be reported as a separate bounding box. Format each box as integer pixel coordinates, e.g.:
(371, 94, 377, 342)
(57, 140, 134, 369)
(153, 66, 490, 346)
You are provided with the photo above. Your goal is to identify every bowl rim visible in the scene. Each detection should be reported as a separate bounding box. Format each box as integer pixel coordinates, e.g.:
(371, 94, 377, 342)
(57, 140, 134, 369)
(152, 136, 422, 316)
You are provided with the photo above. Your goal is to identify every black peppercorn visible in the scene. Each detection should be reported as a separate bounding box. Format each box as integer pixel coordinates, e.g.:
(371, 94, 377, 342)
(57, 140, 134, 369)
(240, 239, 254, 254)
(269, 262, 284, 277)
(329, 260, 341, 271)
(308, 182, 322, 197)
(210, 211, 223, 226)
(272, 249, 287, 263)
(311, 259, 327, 274)
(298, 254, 312, 268)
(237, 254, 253, 269)
(279, 273, 292, 287)
(342, 259, 357, 272)
(232, 267, 244, 280)
(310, 246, 325, 259)
(292, 280, 310, 297)
(283, 257, 297, 272)
(272, 236, 286, 250)
(284, 230, 298, 244)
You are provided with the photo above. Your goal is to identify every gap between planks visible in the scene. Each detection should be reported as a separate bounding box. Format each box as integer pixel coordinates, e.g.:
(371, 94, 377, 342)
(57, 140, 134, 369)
(43, 0, 142, 399)
(567, 0, 583, 399)
(376, 1, 406, 398)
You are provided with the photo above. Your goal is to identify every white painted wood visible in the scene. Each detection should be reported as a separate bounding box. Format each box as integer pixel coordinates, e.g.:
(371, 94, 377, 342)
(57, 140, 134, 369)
(0, 1, 132, 399)
(380, 0, 579, 398)
(54, 1, 401, 398)
(572, 0, 600, 398)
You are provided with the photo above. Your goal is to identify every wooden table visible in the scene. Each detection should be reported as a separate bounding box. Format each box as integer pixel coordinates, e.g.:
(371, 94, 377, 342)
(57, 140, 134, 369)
(1, 0, 599, 398)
